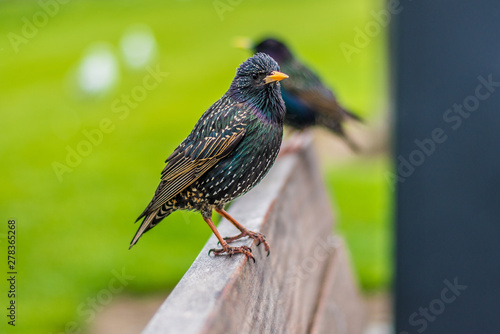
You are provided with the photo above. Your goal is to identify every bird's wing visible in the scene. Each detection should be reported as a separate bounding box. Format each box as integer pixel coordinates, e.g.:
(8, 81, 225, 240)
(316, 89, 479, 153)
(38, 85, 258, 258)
(283, 61, 351, 123)
(141, 114, 247, 215)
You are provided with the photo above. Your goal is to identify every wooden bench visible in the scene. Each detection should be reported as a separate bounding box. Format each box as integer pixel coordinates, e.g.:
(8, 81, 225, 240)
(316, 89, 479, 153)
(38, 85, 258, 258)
(142, 144, 366, 334)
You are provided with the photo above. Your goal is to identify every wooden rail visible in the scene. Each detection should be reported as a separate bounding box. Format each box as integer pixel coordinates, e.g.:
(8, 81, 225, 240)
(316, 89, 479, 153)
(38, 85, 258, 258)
(142, 143, 366, 334)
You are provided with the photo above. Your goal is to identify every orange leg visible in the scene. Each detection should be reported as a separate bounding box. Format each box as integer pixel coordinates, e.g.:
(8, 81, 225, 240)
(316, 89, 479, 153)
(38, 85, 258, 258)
(215, 208, 270, 256)
(203, 214, 255, 263)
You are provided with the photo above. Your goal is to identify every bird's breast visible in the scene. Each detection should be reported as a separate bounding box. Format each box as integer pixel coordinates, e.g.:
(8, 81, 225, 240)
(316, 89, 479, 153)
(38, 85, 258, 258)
(196, 122, 282, 205)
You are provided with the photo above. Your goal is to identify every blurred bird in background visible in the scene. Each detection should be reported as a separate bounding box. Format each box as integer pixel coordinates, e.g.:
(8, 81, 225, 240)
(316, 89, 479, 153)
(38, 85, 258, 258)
(130, 53, 288, 262)
(237, 37, 362, 152)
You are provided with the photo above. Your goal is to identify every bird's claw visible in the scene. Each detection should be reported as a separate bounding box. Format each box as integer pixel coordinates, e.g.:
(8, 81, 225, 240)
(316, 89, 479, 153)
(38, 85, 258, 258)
(208, 245, 255, 263)
(213, 230, 269, 261)
(224, 231, 270, 255)
(252, 232, 270, 256)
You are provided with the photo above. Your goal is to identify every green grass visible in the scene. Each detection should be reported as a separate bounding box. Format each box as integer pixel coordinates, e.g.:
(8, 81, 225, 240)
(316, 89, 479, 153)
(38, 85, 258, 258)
(0, 0, 390, 332)
(326, 157, 393, 291)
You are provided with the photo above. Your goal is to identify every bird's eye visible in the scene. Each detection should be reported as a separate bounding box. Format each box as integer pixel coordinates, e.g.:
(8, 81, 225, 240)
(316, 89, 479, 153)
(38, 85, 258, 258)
(252, 73, 258, 80)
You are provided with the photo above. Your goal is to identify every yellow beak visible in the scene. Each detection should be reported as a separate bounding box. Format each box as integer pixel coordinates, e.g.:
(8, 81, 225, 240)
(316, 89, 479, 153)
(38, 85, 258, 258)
(264, 71, 289, 84)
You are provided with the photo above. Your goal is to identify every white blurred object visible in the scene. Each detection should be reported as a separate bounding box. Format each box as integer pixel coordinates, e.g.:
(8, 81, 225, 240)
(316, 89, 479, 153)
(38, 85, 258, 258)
(77, 42, 119, 96)
(120, 24, 158, 69)
(364, 322, 394, 334)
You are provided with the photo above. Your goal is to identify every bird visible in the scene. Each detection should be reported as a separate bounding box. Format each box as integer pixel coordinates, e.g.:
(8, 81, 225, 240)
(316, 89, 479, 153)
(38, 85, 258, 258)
(130, 53, 288, 262)
(239, 37, 362, 151)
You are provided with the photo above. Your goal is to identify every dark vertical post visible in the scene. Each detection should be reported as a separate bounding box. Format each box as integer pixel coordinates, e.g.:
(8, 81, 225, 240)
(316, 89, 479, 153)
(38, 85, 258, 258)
(392, 1, 500, 333)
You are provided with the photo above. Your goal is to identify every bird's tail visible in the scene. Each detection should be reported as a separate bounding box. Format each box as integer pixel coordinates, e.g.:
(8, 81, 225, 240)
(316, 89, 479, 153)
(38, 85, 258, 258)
(342, 107, 363, 123)
(327, 105, 363, 152)
(129, 208, 172, 249)
(340, 133, 361, 153)
(321, 114, 361, 153)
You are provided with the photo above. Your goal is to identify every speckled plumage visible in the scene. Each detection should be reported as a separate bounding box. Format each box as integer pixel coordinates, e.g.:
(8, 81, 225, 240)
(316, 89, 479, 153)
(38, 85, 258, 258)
(254, 38, 362, 151)
(130, 53, 287, 260)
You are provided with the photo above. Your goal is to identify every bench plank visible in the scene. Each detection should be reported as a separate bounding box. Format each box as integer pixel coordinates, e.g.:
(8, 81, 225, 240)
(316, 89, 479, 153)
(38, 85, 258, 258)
(142, 146, 365, 334)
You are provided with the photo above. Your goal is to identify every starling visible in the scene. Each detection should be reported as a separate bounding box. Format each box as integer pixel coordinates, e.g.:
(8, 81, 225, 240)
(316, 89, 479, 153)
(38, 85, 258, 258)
(130, 53, 288, 262)
(247, 38, 362, 151)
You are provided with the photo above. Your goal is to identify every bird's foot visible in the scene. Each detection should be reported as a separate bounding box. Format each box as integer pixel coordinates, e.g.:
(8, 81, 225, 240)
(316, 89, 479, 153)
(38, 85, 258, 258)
(208, 244, 255, 263)
(224, 231, 270, 256)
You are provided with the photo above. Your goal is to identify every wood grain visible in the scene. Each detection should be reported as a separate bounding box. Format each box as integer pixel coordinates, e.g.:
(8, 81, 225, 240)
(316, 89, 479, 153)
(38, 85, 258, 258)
(142, 143, 365, 334)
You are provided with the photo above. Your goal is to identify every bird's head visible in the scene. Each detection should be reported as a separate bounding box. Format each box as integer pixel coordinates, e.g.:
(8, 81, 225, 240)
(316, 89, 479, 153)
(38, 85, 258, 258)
(254, 38, 293, 63)
(230, 52, 288, 123)
(230, 52, 288, 97)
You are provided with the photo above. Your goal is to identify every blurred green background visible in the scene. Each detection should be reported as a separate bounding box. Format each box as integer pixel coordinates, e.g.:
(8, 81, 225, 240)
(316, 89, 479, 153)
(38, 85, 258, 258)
(0, 0, 390, 333)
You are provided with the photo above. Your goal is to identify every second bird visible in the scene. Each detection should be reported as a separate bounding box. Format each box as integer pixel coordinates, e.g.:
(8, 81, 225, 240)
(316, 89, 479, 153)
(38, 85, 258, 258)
(253, 38, 362, 151)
